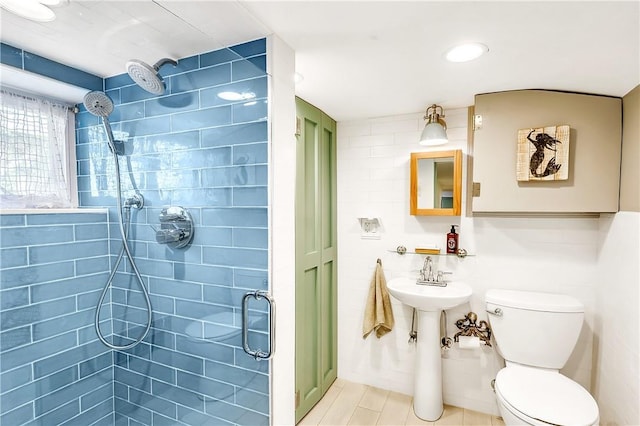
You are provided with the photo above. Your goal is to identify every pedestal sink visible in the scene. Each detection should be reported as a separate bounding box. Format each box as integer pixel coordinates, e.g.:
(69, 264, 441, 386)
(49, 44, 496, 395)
(387, 277, 472, 421)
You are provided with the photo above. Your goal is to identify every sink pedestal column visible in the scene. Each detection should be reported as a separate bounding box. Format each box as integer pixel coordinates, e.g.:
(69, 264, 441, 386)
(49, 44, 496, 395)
(413, 310, 443, 421)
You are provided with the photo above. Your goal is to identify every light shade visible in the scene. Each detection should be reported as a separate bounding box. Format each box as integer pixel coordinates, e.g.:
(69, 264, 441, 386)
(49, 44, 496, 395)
(419, 122, 448, 146)
(419, 104, 448, 146)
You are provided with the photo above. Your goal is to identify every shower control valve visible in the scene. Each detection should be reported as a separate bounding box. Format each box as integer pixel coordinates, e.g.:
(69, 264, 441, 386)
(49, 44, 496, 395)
(125, 194, 144, 209)
(155, 206, 194, 249)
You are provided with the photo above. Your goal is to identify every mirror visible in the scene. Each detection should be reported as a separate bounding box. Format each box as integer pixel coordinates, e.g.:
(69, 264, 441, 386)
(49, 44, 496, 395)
(410, 150, 462, 216)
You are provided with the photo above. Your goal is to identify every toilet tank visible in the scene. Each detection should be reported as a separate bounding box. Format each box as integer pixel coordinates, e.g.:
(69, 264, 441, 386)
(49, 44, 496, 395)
(485, 289, 584, 369)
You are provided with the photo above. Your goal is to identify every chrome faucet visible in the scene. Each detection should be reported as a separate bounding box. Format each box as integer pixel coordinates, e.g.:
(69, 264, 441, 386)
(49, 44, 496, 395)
(420, 256, 434, 283)
(418, 256, 451, 287)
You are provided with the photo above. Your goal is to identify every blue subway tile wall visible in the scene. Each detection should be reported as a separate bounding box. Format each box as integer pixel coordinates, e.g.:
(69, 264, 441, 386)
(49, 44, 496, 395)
(76, 39, 270, 425)
(0, 42, 103, 91)
(0, 212, 114, 426)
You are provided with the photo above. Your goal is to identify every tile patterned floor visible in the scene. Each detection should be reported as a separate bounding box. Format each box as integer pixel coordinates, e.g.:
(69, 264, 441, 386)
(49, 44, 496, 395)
(298, 379, 506, 426)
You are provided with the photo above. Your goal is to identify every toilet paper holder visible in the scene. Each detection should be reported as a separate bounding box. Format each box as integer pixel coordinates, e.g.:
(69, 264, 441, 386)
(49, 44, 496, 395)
(454, 311, 492, 347)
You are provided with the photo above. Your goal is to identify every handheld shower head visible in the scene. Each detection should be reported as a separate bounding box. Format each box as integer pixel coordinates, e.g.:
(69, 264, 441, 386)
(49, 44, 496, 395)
(83, 91, 117, 152)
(83, 90, 114, 117)
(126, 58, 177, 95)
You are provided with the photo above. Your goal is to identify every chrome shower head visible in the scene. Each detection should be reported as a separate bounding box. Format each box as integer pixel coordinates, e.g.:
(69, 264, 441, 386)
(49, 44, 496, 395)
(83, 91, 114, 117)
(125, 58, 177, 95)
(82, 91, 117, 152)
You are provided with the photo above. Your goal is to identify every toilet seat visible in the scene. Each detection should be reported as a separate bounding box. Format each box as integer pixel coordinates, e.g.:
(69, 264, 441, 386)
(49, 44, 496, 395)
(495, 367, 599, 426)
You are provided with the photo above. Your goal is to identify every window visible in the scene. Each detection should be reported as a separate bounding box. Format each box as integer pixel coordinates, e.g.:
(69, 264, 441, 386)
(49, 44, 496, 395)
(0, 89, 76, 209)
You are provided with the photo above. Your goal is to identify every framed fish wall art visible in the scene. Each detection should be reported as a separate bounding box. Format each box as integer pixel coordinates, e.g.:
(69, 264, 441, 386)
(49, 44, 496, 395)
(516, 125, 570, 181)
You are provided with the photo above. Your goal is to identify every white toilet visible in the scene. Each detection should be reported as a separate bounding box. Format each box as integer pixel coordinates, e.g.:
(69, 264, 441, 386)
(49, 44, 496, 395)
(485, 289, 599, 426)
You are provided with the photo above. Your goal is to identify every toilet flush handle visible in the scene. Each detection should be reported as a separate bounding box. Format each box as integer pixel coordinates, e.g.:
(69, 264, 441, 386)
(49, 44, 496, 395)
(486, 307, 503, 317)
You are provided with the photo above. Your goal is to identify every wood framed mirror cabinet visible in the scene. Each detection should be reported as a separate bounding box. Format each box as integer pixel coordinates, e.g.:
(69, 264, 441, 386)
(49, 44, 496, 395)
(410, 150, 462, 216)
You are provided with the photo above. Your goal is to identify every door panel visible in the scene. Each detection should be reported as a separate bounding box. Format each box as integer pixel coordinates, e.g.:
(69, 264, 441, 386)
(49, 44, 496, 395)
(298, 267, 320, 404)
(295, 98, 337, 423)
(304, 118, 319, 253)
(321, 260, 335, 382)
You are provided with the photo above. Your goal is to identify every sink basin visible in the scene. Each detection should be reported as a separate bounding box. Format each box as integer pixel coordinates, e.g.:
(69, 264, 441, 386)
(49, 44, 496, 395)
(387, 277, 472, 312)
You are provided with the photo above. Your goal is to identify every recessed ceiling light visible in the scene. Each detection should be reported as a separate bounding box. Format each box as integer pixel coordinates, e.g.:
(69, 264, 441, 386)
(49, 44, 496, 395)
(444, 42, 488, 63)
(0, 0, 56, 22)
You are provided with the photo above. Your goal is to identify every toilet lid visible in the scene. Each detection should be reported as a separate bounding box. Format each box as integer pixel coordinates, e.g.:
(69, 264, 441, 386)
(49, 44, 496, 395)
(496, 368, 599, 426)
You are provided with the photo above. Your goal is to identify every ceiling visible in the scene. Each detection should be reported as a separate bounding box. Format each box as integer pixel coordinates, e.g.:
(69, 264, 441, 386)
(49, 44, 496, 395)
(1, 1, 638, 121)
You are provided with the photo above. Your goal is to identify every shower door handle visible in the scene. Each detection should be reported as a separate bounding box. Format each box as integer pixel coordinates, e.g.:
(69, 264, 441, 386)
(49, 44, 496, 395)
(242, 290, 275, 360)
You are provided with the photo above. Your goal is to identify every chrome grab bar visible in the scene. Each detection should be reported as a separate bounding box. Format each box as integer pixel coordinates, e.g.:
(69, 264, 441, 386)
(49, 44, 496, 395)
(242, 290, 275, 360)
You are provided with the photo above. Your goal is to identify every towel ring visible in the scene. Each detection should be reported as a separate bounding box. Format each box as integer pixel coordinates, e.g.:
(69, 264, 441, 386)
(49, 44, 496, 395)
(377, 258, 382, 265)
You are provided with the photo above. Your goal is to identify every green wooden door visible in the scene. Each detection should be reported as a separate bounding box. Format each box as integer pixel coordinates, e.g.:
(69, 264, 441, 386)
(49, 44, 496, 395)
(295, 97, 337, 423)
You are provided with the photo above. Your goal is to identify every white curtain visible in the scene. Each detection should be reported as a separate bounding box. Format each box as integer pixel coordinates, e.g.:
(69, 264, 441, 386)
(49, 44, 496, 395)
(0, 89, 73, 208)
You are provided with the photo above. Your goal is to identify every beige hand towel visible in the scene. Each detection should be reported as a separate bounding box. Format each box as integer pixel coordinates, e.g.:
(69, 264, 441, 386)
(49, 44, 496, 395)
(363, 260, 395, 338)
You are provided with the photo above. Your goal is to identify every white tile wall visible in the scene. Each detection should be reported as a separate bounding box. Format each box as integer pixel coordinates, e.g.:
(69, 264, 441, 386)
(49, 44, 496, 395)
(336, 108, 600, 416)
(594, 212, 640, 425)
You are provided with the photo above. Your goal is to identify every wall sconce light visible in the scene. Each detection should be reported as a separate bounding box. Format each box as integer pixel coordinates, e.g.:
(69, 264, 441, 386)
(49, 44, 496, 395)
(419, 104, 448, 146)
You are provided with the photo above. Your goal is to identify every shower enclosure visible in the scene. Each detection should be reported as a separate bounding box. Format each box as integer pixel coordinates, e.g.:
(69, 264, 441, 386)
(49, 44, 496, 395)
(0, 38, 278, 425)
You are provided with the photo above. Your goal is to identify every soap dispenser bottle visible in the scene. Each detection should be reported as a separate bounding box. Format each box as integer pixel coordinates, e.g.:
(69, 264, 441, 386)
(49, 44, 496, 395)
(446, 225, 459, 254)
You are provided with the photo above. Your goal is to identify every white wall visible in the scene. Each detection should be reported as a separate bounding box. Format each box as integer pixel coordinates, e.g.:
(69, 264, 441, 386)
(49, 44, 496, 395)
(594, 212, 640, 425)
(336, 108, 599, 415)
(267, 34, 297, 426)
(592, 84, 640, 426)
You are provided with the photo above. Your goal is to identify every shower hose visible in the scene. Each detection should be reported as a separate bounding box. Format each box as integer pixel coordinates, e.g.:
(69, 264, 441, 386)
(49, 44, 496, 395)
(94, 147, 152, 351)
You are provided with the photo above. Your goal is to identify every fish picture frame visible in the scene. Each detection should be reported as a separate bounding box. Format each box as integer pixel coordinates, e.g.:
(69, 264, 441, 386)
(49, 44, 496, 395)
(516, 125, 570, 181)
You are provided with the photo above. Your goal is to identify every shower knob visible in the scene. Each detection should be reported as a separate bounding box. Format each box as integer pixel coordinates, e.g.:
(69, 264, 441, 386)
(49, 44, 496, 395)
(156, 206, 194, 249)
